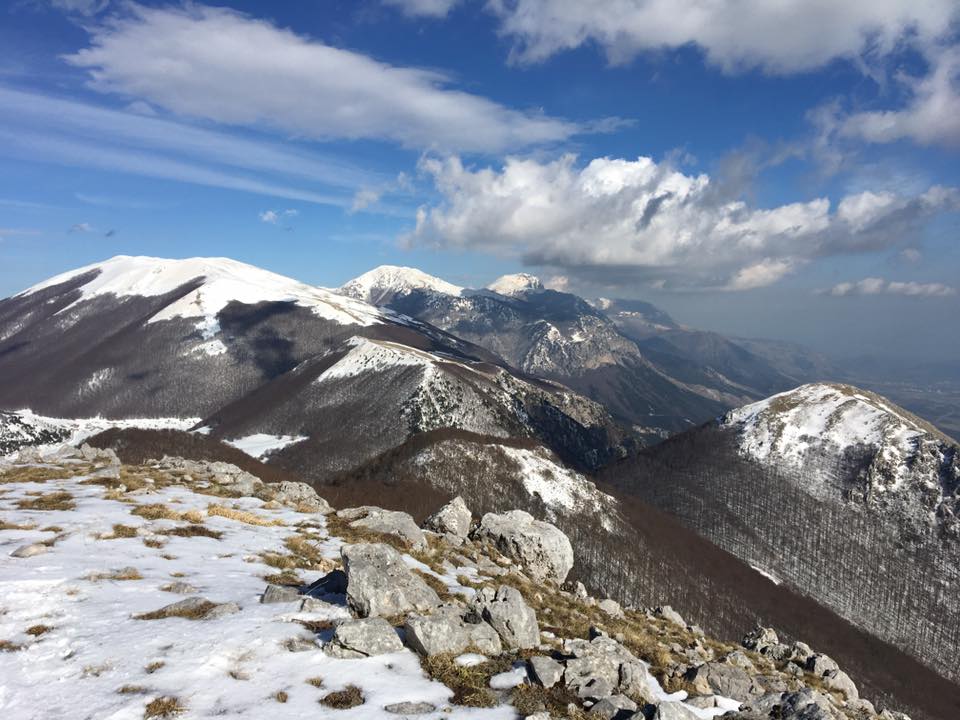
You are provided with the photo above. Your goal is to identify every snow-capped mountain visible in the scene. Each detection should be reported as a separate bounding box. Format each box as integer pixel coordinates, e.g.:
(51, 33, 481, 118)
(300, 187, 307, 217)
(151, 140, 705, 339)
(0, 256, 628, 479)
(485, 272, 543, 296)
(339, 265, 465, 305)
(603, 382, 960, 688)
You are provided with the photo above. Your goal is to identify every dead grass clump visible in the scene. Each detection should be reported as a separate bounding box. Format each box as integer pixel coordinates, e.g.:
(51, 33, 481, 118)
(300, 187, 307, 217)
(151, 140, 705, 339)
(41, 525, 63, 532)
(145, 661, 165, 674)
(25, 624, 52, 636)
(420, 653, 510, 707)
(17, 491, 75, 511)
(264, 570, 304, 586)
(296, 618, 334, 633)
(284, 535, 332, 569)
(324, 512, 410, 552)
(131, 504, 182, 521)
(143, 537, 165, 549)
(92, 566, 143, 582)
(260, 552, 297, 570)
(135, 601, 217, 621)
(2, 465, 82, 485)
(0, 639, 25, 652)
(144, 695, 185, 718)
(160, 524, 223, 540)
(208, 504, 283, 527)
(110, 524, 139, 539)
(306, 676, 325, 688)
(117, 685, 148, 695)
(319, 685, 364, 709)
(273, 690, 289, 703)
(512, 684, 587, 719)
(0, 519, 36, 531)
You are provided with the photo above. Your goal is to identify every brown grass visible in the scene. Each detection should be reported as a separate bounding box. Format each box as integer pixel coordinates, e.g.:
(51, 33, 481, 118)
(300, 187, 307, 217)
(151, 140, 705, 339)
(0, 519, 36, 531)
(135, 601, 217, 621)
(117, 685, 148, 695)
(25, 624, 52, 636)
(420, 653, 514, 707)
(110, 524, 139, 538)
(145, 661, 165, 674)
(208, 504, 283, 526)
(296, 618, 335, 634)
(306, 676, 325, 688)
(131, 504, 181, 521)
(0, 640, 25, 652)
(412, 569, 455, 602)
(88, 567, 143, 582)
(143, 537, 165, 549)
(2, 465, 87, 485)
(41, 525, 63, 532)
(16, 491, 75, 511)
(324, 512, 410, 552)
(273, 690, 289, 703)
(159, 524, 222, 540)
(144, 696, 185, 718)
(264, 571, 305, 586)
(319, 685, 364, 709)
(512, 685, 588, 719)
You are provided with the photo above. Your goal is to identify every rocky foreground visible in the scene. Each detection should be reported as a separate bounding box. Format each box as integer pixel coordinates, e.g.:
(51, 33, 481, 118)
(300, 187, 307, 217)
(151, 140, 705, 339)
(0, 447, 911, 720)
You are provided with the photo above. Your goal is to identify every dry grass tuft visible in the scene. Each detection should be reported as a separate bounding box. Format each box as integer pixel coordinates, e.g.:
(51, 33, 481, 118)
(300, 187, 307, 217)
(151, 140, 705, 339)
(512, 684, 587, 719)
(145, 661, 165, 674)
(420, 653, 512, 707)
(110, 524, 139, 539)
(2, 465, 86, 485)
(41, 525, 63, 532)
(143, 537, 165, 549)
(159, 524, 223, 540)
(273, 690, 289, 703)
(25, 624, 52, 636)
(88, 567, 143, 582)
(0, 519, 36, 531)
(319, 685, 364, 709)
(0, 639, 25, 652)
(208, 504, 283, 527)
(296, 618, 335, 634)
(131, 504, 182, 521)
(117, 685, 148, 695)
(144, 696, 185, 718)
(413, 569, 455, 602)
(263, 570, 304, 586)
(306, 676, 325, 688)
(135, 600, 218, 621)
(16, 491, 75, 511)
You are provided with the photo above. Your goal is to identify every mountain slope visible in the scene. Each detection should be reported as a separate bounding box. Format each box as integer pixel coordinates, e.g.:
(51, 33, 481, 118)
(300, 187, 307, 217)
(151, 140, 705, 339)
(0, 256, 629, 478)
(601, 382, 960, 687)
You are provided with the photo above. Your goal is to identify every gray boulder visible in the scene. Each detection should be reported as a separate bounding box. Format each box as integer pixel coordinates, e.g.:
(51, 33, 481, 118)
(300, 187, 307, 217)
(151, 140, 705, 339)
(686, 662, 763, 701)
(471, 585, 539, 650)
(271, 481, 331, 513)
(342, 543, 441, 617)
(528, 655, 565, 688)
(325, 617, 404, 658)
(562, 635, 654, 700)
(589, 694, 637, 719)
(598, 598, 624, 618)
(345, 507, 427, 549)
(10, 542, 48, 558)
(384, 702, 437, 714)
(653, 703, 701, 720)
(424, 496, 472, 538)
(473, 510, 573, 584)
(261, 584, 301, 604)
(404, 610, 502, 656)
(653, 605, 686, 628)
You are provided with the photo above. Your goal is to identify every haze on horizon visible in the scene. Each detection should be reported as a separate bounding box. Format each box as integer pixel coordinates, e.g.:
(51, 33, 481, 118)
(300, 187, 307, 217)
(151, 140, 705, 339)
(1, 0, 958, 364)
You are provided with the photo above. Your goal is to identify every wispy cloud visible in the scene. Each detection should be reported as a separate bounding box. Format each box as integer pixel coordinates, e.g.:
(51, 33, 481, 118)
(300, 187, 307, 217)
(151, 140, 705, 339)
(259, 209, 298, 225)
(824, 277, 956, 297)
(0, 87, 411, 215)
(382, 0, 461, 18)
(69, 222, 94, 233)
(63, 4, 612, 153)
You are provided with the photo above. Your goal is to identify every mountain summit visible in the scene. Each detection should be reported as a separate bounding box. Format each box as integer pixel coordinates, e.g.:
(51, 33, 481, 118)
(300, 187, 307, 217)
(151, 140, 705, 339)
(486, 272, 544, 296)
(339, 265, 465, 304)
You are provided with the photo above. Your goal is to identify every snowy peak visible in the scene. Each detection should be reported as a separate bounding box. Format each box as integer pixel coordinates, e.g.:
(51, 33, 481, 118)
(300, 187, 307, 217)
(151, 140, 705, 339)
(18, 255, 385, 329)
(486, 273, 543, 296)
(339, 265, 464, 304)
(723, 382, 957, 494)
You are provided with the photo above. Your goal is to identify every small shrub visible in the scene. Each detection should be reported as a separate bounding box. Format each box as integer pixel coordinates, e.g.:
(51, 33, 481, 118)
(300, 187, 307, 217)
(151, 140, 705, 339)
(319, 685, 364, 709)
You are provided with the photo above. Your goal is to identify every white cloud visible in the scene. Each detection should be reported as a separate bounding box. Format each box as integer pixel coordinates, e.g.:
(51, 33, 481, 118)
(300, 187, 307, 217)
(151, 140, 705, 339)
(48, 0, 109, 16)
(383, 0, 460, 18)
(487, 0, 958, 73)
(827, 278, 955, 297)
(69, 222, 94, 233)
(900, 247, 922, 263)
(64, 4, 594, 152)
(838, 47, 960, 148)
(259, 209, 298, 225)
(408, 154, 960, 290)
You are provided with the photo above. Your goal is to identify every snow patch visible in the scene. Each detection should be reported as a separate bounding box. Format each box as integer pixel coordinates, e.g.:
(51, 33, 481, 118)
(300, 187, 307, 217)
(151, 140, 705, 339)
(225, 433, 308, 460)
(486, 273, 543, 296)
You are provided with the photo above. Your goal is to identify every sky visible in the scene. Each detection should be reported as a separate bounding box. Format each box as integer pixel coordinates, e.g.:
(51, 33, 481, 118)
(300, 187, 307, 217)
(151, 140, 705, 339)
(1, 0, 958, 362)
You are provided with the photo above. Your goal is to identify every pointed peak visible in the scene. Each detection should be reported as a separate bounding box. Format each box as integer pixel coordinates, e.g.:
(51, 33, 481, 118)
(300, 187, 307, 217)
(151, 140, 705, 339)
(486, 273, 544, 297)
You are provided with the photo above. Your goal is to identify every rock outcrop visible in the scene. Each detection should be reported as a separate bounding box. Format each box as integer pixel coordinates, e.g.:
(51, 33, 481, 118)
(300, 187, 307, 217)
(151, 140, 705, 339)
(341, 543, 440, 617)
(472, 509, 574, 583)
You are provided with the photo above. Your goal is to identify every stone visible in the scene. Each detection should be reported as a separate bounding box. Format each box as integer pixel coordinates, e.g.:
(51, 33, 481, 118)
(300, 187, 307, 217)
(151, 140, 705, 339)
(471, 585, 539, 650)
(270, 481, 331, 513)
(822, 668, 858, 701)
(348, 508, 427, 549)
(162, 581, 199, 595)
(261, 584, 301, 604)
(204, 601, 241, 619)
(325, 617, 404, 658)
(342, 543, 441, 617)
(473, 510, 573, 584)
(806, 653, 840, 677)
(588, 694, 637, 719)
(405, 607, 503, 656)
(424, 496, 472, 537)
(574, 581, 590, 601)
(598, 598, 623, 618)
(653, 702, 700, 720)
(653, 605, 686, 628)
(384, 701, 437, 714)
(563, 636, 636, 698)
(10, 542, 48, 558)
(528, 655, 565, 688)
(686, 662, 762, 701)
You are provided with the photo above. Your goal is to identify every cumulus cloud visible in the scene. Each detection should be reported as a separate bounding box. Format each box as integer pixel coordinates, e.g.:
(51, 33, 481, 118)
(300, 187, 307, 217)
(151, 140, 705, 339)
(64, 4, 600, 153)
(383, 0, 460, 18)
(487, 0, 958, 73)
(827, 278, 956, 297)
(838, 47, 960, 148)
(408, 154, 960, 290)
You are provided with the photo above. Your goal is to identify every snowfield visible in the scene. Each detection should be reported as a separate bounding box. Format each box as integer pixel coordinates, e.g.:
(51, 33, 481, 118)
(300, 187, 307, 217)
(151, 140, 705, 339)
(224, 434, 308, 460)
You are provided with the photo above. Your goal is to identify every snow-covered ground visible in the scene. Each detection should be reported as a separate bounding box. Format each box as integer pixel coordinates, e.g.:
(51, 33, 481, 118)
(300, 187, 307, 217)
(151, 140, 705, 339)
(224, 434, 308, 460)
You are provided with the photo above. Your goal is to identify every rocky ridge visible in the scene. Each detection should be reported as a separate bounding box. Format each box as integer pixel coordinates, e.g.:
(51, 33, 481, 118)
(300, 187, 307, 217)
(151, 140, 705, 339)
(0, 446, 914, 720)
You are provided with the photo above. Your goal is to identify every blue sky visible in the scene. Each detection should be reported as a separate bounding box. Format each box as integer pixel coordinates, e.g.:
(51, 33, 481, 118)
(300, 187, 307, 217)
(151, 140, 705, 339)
(1, 0, 958, 360)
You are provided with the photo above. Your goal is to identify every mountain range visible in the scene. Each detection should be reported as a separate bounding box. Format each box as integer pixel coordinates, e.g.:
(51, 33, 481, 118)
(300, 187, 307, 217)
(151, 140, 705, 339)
(2, 255, 959, 719)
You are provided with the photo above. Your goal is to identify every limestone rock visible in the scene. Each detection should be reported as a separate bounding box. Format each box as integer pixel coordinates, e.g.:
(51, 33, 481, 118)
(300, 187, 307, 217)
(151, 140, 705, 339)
(342, 543, 441, 617)
(270, 481, 331, 513)
(384, 701, 437, 714)
(424, 496, 472, 538)
(588, 694, 637, 719)
(10, 542, 48, 558)
(473, 510, 573, 584)
(346, 507, 427, 549)
(404, 611, 502, 657)
(471, 585, 540, 650)
(261, 584, 301, 604)
(529, 655, 565, 688)
(325, 617, 404, 658)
